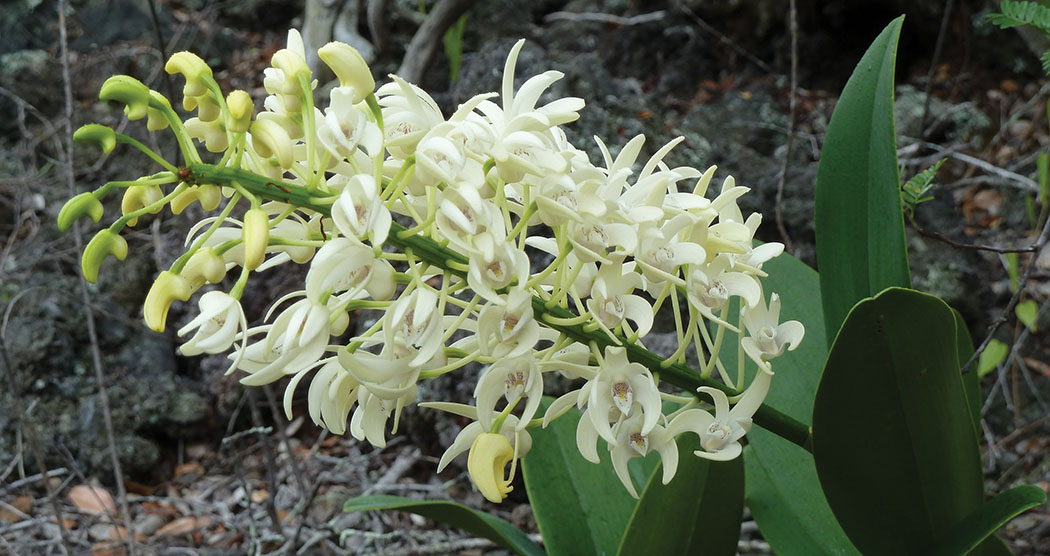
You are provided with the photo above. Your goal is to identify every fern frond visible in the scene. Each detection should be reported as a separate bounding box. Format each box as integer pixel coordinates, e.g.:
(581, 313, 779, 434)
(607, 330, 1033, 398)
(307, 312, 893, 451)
(987, 0, 1050, 33)
(902, 159, 945, 217)
(1041, 49, 1050, 73)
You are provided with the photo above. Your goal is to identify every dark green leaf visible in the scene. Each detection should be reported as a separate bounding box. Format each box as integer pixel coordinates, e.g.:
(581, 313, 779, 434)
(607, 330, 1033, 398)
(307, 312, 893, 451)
(812, 288, 985, 555)
(522, 398, 637, 556)
(618, 435, 744, 556)
(952, 308, 982, 439)
(343, 495, 545, 556)
(815, 15, 910, 344)
(932, 485, 1047, 556)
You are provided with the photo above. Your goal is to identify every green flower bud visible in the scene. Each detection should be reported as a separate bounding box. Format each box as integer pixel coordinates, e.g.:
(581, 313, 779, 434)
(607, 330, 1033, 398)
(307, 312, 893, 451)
(250, 119, 293, 169)
(121, 184, 164, 226)
(81, 229, 128, 284)
(73, 124, 116, 154)
(57, 192, 104, 233)
(144, 270, 192, 332)
(99, 75, 151, 121)
(165, 51, 213, 98)
(146, 90, 173, 131)
(318, 42, 375, 104)
(182, 247, 227, 287)
(226, 90, 253, 133)
(242, 208, 270, 271)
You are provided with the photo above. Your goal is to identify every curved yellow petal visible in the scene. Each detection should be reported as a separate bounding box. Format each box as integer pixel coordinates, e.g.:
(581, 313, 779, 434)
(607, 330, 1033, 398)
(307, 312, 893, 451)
(467, 433, 515, 503)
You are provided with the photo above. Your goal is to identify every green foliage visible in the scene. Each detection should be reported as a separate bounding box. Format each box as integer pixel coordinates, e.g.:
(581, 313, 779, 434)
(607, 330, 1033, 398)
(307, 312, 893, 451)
(815, 16, 911, 345)
(988, 1, 1050, 73)
(902, 159, 944, 218)
(619, 435, 744, 556)
(444, 14, 468, 83)
(342, 496, 544, 556)
(1016, 299, 1039, 331)
(811, 288, 997, 554)
(521, 398, 637, 556)
(987, 1, 1050, 31)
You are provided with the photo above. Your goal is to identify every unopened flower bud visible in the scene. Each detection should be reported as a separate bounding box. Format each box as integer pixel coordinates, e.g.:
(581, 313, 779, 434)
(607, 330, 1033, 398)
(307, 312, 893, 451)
(226, 90, 253, 133)
(318, 42, 374, 104)
(467, 433, 515, 504)
(57, 192, 104, 232)
(242, 208, 270, 270)
(73, 124, 116, 154)
(121, 184, 164, 226)
(81, 230, 128, 284)
(146, 90, 173, 131)
(165, 51, 213, 97)
(99, 75, 151, 120)
(182, 248, 227, 287)
(171, 184, 222, 214)
(144, 270, 192, 332)
(250, 119, 294, 169)
(271, 49, 311, 95)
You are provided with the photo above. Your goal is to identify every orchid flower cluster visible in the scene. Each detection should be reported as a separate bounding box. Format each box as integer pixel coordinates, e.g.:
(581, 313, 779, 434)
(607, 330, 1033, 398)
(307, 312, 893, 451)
(61, 30, 804, 503)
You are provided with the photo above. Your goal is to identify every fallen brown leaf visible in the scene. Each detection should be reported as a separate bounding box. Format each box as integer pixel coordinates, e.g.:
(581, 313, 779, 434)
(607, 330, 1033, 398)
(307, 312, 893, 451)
(69, 485, 116, 515)
(155, 516, 199, 537)
(250, 489, 270, 503)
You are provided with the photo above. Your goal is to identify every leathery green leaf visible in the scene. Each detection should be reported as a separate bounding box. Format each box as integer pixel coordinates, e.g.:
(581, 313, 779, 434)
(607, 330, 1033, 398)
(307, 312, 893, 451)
(932, 485, 1047, 556)
(815, 15, 910, 344)
(522, 397, 637, 556)
(342, 495, 545, 556)
(724, 253, 859, 555)
(812, 288, 984, 554)
(618, 435, 744, 556)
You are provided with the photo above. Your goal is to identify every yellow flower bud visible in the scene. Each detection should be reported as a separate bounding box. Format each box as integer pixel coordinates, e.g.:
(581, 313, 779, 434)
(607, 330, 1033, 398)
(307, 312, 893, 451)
(182, 248, 227, 288)
(146, 90, 173, 131)
(250, 119, 294, 169)
(81, 230, 128, 284)
(271, 49, 311, 95)
(143, 270, 192, 332)
(242, 208, 270, 271)
(73, 124, 116, 154)
(165, 51, 213, 97)
(226, 90, 253, 133)
(121, 184, 164, 226)
(99, 75, 151, 120)
(467, 433, 516, 504)
(197, 184, 221, 211)
(318, 42, 375, 104)
(57, 192, 104, 233)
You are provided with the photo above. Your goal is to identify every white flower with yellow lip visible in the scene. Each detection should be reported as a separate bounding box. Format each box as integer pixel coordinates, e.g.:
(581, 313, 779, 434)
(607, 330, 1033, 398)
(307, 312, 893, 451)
(421, 402, 532, 503)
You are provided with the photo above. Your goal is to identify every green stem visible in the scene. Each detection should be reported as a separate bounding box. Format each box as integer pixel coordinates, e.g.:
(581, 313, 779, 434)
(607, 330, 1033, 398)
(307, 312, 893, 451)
(183, 162, 815, 453)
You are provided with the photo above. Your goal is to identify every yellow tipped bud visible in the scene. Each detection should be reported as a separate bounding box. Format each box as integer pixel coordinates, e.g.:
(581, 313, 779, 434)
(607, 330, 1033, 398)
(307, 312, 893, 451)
(271, 49, 311, 94)
(226, 90, 253, 133)
(143, 271, 192, 332)
(57, 192, 104, 233)
(467, 433, 515, 504)
(318, 42, 375, 104)
(250, 119, 293, 169)
(81, 230, 128, 284)
(242, 208, 270, 271)
(121, 184, 164, 226)
(99, 75, 151, 120)
(73, 124, 117, 154)
(165, 51, 213, 97)
(182, 248, 227, 287)
(197, 184, 221, 211)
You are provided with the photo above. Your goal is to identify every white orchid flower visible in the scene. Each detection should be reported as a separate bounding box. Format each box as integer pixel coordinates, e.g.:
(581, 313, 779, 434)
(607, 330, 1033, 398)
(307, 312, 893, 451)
(476, 289, 539, 359)
(178, 290, 247, 356)
(330, 174, 391, 247)
(740, 293, 805, 370)
(693, 368, 774, 460)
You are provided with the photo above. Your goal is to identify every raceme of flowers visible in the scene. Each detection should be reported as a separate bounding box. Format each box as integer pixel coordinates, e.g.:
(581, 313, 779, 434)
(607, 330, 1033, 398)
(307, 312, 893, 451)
(62, 30, 804, 503)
